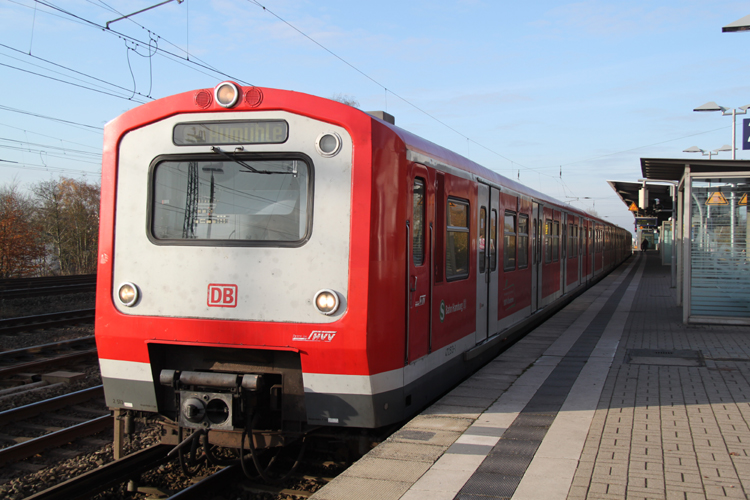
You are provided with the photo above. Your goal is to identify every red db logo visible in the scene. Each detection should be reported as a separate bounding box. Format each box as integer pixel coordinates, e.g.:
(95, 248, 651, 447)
(207, 284, 238, 308)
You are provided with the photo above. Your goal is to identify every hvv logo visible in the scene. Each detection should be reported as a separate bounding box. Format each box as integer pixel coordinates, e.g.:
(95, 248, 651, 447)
(207, 284, 238, 308)
(293, 331, 337, 342)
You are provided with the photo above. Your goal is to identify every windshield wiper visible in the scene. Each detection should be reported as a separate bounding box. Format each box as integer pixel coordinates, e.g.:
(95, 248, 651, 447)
(210, 146, 294, 175)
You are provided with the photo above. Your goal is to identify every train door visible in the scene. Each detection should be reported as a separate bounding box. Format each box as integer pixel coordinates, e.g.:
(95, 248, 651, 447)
(475, 183, 500, 344)
(587, 220, 596, 278)
(576, 217, 586, 285)
(531, 202, 541, 313)
(406, 165, 433, 364)
(561, 213, 568, 294)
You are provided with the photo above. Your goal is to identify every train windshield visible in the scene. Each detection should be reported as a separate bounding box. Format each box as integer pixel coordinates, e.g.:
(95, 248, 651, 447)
(151, 157, 311, 244)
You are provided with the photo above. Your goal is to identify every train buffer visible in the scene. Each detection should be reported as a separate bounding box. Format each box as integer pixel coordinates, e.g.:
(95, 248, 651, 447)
(312, 251, 750, 500)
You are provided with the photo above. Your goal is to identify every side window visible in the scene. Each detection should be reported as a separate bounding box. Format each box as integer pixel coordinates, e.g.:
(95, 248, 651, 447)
(518, 214, 529, 269)
(504, 211, 517, 271)
(446, 198, 469, 280)
(479, 207, 487, 274)
(435, 173, 445, 283)
(412, 179, 425, 266)
(490, 209, 498, 272)
(568, 224, 578, 258)
(544, 219, 552, 264)
(552, 220, 560, 262)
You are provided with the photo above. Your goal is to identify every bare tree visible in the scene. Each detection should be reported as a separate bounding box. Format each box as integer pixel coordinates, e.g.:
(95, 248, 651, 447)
(0, 184, 44, 278)
(331, 93, 360, 108)
(33, 177, 100, 275)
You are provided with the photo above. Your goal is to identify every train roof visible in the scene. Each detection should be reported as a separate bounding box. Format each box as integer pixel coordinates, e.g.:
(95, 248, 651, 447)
(364, 110, 609, 225)
(105, 84, 620, 229)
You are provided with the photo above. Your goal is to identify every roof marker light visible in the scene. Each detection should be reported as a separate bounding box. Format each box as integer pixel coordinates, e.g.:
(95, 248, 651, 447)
(215, 81, 240, 108)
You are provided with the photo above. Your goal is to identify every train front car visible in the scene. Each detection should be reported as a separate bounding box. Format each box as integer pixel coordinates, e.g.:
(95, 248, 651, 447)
(95, 83, 382, 450)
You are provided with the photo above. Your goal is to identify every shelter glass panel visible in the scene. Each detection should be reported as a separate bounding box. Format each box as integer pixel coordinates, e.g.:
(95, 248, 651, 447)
(689, 177, 750, 318)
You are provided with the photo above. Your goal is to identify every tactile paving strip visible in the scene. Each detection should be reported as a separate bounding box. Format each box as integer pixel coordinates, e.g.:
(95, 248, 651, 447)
(454, 262, 639, 500)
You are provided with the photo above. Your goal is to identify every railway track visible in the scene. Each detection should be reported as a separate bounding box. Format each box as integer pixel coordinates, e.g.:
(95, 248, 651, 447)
(0, 274, 96, 299)
(22, 448, 335, 500)
(23, 444, 173, 500)
(0, 386, 110, 467)
(0, 309, 96, 336)
(0, 336, 97, 379)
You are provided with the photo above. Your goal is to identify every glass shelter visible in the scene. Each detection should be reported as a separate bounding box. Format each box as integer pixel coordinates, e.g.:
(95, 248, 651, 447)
(687, 176, 750, 320)
(612, 159, 750, 325)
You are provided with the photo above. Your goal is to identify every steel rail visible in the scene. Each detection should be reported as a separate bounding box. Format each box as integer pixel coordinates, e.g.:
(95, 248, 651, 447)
(166, 464, 242, 500)
(0, 309, 95, 335)
(0, 414, 112, 467)
(0, 283, 97, 299)
(0, 274, 96, 290)
(0, 385, 104, 426)
(0, 349, 98, 377)
(0, 335, 95, 362)
(0, 336, 97, 377)
(23, 444, 173, 500)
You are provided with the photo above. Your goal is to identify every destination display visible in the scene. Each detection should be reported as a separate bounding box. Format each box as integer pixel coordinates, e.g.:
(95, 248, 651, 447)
(173, 120, 288, 146)
(635, 217, 658, 228)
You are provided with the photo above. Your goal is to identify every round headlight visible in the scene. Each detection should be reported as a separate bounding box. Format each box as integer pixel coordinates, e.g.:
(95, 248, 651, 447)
(117, 282, 139, 307)
(314, 289, 340, 315)
(214, 81, 240, 108)
(316, 133, 342, 157)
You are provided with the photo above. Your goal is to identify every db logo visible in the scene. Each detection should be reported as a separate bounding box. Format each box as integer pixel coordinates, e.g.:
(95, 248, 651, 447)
(207, 284, 238, 308)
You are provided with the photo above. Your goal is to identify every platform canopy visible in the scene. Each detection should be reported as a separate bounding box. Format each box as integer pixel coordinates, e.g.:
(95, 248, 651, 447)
(640, 158, 750, 182)
(723, 14, 750, 32)
(607, 180, 674, 225)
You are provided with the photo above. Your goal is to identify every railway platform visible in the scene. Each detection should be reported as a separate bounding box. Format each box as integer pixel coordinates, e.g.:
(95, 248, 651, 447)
(310, 251, 750, 500)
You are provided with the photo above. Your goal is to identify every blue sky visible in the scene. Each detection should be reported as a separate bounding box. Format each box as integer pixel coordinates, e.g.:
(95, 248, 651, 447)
(0, 0, 748, 231)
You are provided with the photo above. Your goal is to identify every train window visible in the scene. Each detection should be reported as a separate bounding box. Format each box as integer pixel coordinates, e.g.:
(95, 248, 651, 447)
(490, 210, 497, 272)
(435, 173, 445, 283)
(412, 179, 425, 266)
(568, 224, 578, 258)
(544, 219, 552, 264)
(518, 215, 529, 269)
(151, 156, 311, 245)
(504, 211, 516, 271)
(579, 223, 583, 256)
(479, 207, 487, 274)
(552, 220, 560, 262)
(446, 198, 469, 280)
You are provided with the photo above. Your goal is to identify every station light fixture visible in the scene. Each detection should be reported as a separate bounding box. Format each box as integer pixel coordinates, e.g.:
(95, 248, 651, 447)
(693, 102, 750, 159)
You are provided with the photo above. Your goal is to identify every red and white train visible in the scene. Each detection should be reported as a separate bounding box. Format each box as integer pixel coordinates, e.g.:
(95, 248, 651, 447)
(95, 82, 631, 449)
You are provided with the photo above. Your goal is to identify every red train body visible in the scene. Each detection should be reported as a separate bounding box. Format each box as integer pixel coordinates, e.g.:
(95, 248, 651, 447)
(95, 82, 630, 448)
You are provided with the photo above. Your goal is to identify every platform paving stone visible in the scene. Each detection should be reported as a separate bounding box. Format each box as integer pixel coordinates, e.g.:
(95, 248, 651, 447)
(568, 252, 750, 499)
(311, 476, 412, 500)
(338, 457, 432, 483)
(312, 252, 750, 500)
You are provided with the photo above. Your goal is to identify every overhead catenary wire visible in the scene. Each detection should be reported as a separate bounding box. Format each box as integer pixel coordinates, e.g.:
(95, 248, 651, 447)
(0, 42, 155, 102)
(0, 159, 101, 177)
(0, 61, 150, 103)
(0, 105, 102, 132)
(32, 0, 252, 86)
(0, 136, 102, 159)
(0, 122, 102, 151)
(244, 0, 552, 179)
